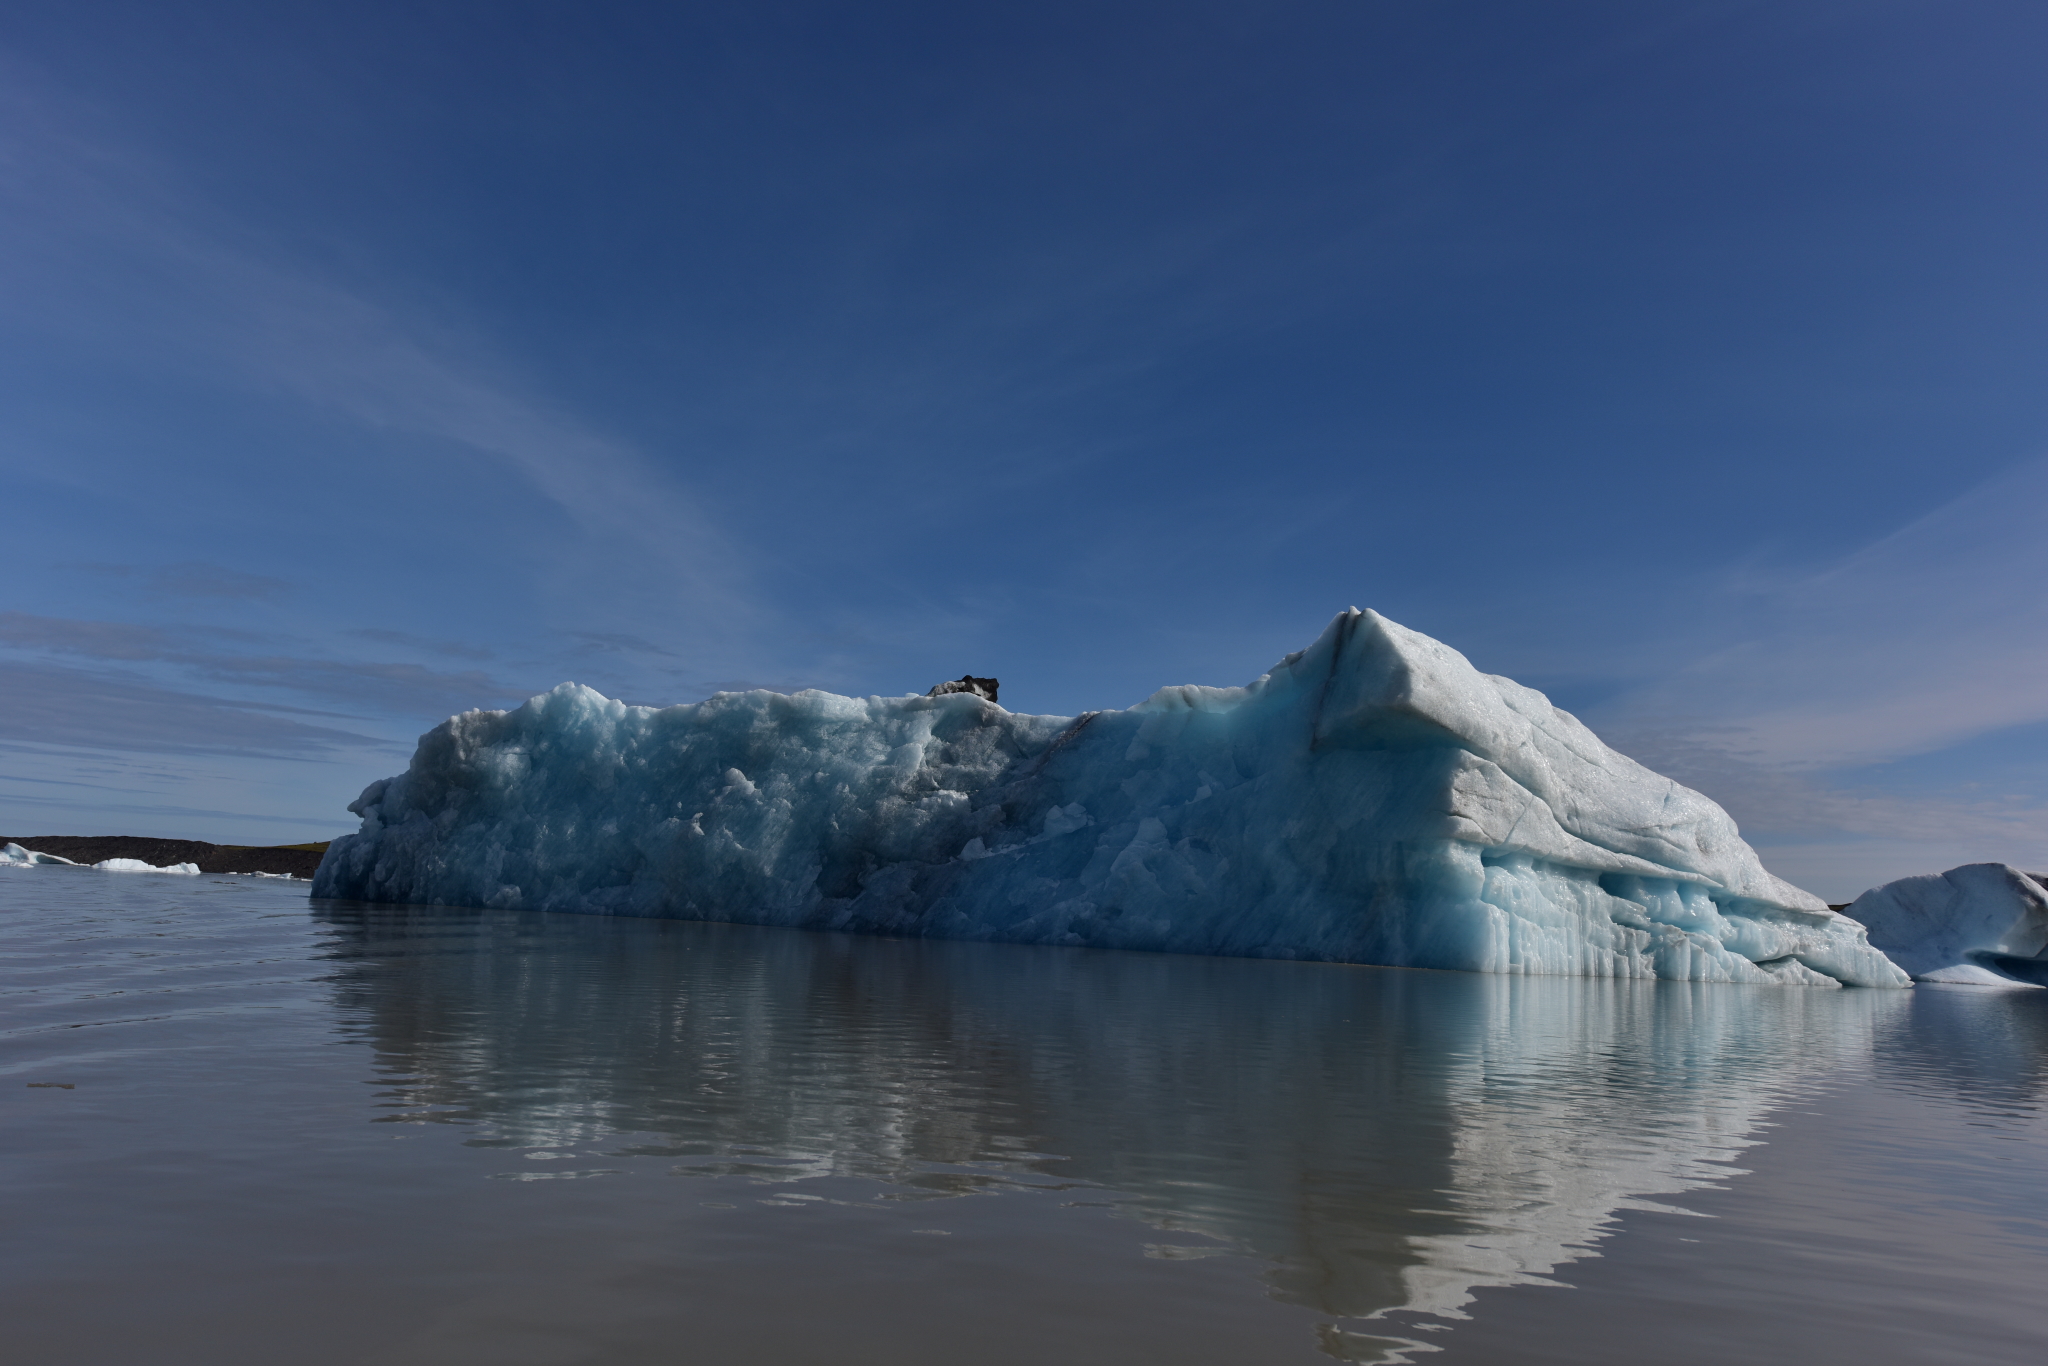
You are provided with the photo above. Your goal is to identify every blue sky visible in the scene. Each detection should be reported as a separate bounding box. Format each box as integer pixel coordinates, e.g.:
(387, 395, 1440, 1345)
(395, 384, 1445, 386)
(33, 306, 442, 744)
(2, 0, 2045, 899)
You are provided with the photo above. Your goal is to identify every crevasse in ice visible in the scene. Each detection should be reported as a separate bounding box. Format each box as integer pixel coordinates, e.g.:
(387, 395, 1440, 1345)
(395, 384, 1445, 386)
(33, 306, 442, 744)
(313, 609, 1908, 986)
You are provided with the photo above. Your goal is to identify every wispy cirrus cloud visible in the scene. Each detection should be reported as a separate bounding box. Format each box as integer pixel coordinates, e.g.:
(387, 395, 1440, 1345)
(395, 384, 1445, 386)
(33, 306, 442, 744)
(71, 560, 294, 602)
(570, 631, 678, 658)
(1612, 722, 2048, 846)
(0, 660, 380, 758)
(0, 65, 773, 662)
(347, 628, 495, 661)
(1599, 453, 2048, 772)
(0, 610, 523, 719)
(1576, 455, 2048, 892)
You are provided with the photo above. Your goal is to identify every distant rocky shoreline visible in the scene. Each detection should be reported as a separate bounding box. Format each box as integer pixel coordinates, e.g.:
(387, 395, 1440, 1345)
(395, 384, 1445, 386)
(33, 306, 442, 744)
(0, 837, 328, 879)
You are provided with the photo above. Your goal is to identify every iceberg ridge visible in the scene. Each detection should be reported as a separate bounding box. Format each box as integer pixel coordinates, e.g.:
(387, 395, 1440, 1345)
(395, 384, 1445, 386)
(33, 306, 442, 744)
(314, 610, 1907, 986)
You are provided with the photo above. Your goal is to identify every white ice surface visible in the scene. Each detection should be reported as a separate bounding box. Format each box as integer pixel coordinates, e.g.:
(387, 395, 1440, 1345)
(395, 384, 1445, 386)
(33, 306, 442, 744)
(94, 857, 202, 875)
(315, 609, 1907, 985)
(1845, 863, 2048, 987)
(1, 842, 77, 866)
(3, 845, 202, 875)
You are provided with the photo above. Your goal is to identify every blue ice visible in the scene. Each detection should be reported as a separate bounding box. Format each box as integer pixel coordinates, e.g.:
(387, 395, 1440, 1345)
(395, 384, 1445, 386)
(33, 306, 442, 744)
(314, 610, 1907, 986)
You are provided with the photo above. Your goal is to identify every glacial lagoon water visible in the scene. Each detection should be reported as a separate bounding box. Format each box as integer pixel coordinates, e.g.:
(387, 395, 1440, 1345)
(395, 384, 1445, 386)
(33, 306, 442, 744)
(3, 871, 2045, 1365)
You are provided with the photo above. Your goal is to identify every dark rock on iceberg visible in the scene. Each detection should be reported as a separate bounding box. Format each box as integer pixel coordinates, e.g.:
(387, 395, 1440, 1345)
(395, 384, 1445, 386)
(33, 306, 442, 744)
(928, 675, 999, 703)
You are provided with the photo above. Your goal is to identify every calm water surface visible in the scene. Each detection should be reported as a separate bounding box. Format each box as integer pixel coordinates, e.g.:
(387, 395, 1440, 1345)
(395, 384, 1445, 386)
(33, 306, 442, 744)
(3, 870, 2045, 1365)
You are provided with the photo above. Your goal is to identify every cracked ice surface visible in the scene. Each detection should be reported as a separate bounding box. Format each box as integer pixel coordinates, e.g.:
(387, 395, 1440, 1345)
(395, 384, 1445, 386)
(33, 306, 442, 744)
(314, 610, 1907, 986)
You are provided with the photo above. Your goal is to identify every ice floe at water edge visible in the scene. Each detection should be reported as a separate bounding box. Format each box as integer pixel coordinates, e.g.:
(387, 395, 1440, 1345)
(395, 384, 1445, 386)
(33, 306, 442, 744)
(1, 843, 200, 874)
(1, 843, 75, 866)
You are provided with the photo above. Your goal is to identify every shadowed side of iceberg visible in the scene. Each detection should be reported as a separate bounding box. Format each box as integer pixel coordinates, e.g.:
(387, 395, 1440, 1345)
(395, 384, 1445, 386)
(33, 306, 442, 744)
(313, 610, 1908, 986)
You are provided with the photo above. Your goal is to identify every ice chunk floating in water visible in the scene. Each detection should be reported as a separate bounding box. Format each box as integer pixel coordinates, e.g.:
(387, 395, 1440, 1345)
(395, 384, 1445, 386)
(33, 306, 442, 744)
(1846, 863, 2048, 987)
(94, 857, 203, 875)
(1, 843, 77, 866)
(315, 610, 1907, 986)
(2, 844, 201, 875)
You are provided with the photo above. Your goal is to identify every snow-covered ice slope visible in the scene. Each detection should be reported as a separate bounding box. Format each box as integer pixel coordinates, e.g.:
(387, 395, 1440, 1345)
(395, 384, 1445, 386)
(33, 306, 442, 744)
(1845, 864, 2048, 987)
(314, 609, 1907, 986)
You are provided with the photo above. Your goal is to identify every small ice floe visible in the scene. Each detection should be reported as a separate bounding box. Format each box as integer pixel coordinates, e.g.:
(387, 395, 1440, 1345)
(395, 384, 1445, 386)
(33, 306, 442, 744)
(93, 857, 202, 875)
(5, 844, 200, 874)
(1, 843, 79, 866)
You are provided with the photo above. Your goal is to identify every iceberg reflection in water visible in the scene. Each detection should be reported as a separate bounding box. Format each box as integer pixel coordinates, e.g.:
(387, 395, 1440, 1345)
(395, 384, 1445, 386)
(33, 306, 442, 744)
(321, 903, 1907, 1357)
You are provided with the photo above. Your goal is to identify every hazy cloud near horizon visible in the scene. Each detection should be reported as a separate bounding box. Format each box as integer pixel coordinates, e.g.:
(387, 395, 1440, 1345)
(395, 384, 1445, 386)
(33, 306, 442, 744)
(1596, 454, 2048, 769)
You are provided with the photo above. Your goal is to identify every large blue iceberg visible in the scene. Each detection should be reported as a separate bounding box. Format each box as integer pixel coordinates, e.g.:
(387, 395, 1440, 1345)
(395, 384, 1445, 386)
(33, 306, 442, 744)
(314, 610, 1908, 987)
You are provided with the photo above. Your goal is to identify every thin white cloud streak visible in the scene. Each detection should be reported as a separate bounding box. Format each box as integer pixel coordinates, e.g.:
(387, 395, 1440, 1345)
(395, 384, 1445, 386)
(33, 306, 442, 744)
(0, 69, 769, 658)
(1601, 451, 2048, 770)
(231, 281, 761, 635)
(1615, 725, 2048, 849)
(0, 610, 525, 718)
(1574, 455, 2048, 889)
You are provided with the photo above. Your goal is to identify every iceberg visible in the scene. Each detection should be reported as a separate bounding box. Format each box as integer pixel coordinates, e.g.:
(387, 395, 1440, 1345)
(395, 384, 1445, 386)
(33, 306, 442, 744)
(94, 857, 203, 875)
(2, 842, 78, 866)
(1844, 863, 2048, 987)
(314, 609, 1907, 986)
(2, 843, 200, 875)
